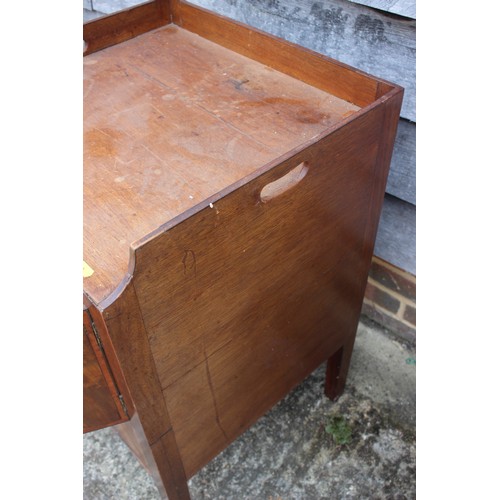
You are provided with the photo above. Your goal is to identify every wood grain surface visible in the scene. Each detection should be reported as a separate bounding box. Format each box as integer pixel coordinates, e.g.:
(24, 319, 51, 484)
(84, 24, 360, 305)
(83, 0, 170, 55)
(83, 309, 129, 432)
(101, 88, 402, 481)
(102, 282, 190, 499)
(181, 0, 416, 204)
(83, 328, 123, 432)
(116, 413, 169, 499)
(183, 0, 416, 121)
(171, 0, 381, 108)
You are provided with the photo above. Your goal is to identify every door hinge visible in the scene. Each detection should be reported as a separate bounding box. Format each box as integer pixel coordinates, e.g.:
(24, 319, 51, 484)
(90, 318, 104, 351)
(87, 312, 129, 419)
(118, 393, 129, 417)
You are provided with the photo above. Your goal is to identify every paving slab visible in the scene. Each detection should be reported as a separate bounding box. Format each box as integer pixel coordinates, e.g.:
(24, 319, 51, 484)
(83, 317, 416, 499)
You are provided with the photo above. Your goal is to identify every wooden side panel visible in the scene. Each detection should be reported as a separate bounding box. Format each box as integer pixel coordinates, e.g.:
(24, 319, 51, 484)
(171, 0, 382, 107)
(126, 98, 398, 478)
(362, 90, 404, 258)
(83, 0, 171, 55)
(326, 90, 403, 396)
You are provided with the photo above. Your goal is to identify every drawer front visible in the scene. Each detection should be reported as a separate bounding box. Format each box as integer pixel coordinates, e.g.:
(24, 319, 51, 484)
(83, 309, 129, 433)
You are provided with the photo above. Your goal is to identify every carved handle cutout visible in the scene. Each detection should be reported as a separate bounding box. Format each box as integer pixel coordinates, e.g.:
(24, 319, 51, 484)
(260, 162, 309, 202)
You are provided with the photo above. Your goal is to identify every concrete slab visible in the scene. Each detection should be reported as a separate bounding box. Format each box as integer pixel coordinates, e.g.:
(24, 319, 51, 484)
(83, 317, 416, 499)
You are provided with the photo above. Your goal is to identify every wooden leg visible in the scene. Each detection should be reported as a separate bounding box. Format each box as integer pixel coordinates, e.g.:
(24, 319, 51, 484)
(324, 334, 356, 401)
(116, 414, 169, 499)
(150, 431, 191, 500)
(100, 287, 192, 500)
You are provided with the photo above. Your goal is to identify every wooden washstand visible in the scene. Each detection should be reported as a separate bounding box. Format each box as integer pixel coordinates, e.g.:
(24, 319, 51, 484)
(83, 1, 403, 498)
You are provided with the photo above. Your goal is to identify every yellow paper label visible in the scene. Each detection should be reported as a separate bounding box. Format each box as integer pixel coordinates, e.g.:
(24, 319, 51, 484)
(83, 260, 94, 278)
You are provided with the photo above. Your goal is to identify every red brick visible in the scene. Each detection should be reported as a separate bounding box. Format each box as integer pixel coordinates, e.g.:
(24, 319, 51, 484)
(365, 281, 400, 314)
(369, 259, 416, 302)
(361, 303, 416, 344)
(403, 305, 416, 326)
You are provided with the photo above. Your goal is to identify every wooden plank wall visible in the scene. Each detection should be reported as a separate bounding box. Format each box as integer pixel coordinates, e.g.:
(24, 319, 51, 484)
(348, 0, 416, 19)
(188, 0, 416, 206)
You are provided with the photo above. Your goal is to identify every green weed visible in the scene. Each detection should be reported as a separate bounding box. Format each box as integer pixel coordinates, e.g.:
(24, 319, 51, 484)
(325, 416, 352, 445)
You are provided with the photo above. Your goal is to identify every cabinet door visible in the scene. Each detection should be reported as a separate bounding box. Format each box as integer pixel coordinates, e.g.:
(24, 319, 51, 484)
(83, 310, 129, 433)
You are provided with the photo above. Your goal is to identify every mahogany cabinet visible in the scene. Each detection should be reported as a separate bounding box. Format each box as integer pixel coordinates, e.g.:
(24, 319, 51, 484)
(83, 1, 403, 498)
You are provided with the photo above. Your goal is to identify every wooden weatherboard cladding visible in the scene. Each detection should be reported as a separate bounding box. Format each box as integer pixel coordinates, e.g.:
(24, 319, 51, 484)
(83, 2, 403, 498)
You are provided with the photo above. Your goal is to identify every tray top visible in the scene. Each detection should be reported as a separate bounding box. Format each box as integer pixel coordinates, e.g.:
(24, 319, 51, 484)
(84, 24, 359, 304)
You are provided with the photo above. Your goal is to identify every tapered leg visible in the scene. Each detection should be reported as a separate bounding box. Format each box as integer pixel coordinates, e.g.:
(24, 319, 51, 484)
(95, 287, 192, 500)
(324, 334, 356, 401)
(116, 414, 169, 500)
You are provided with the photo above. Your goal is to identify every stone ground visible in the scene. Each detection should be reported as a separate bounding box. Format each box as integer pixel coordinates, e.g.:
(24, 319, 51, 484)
(83, 316, 416, 499)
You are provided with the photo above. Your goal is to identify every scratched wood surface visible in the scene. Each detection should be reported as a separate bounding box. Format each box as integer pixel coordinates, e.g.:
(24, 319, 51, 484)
(185, 0, 416, 205)
(83, 24, 360, 305)
(186, 0, 415, 121)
